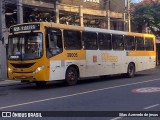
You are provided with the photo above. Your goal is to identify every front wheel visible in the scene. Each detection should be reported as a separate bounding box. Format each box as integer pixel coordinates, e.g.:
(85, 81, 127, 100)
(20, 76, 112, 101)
(65, 67, 78, 86)
(126, 63, 135, 78)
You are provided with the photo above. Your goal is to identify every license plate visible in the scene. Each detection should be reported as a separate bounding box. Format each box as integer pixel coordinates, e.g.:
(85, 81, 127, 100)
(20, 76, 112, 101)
(19, 76, 27, 79)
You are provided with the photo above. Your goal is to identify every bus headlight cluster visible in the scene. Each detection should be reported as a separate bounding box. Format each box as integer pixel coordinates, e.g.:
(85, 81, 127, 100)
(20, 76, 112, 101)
(33, 65, 44, 74)
(8, 68, 13, 74)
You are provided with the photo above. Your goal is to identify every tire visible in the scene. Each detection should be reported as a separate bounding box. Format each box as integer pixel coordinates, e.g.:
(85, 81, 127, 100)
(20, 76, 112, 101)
(35, 81, 47, 87)
(126, 63, 135, 78)
(65, 67, 78, 86)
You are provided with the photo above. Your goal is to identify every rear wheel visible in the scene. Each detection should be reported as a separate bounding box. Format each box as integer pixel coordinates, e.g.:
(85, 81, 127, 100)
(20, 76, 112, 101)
(126, 63, 135, 78)
(65, 67, 78, 86)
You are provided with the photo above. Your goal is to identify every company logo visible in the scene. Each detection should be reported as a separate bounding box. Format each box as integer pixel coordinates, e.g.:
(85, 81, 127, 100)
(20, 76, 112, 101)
(1, 112, 42, 118)
(2, 112, 11, 117)
(101, 53, 118, 62)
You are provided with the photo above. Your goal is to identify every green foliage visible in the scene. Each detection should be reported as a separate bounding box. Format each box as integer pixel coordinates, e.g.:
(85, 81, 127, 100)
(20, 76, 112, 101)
(132, 1, 160, 34)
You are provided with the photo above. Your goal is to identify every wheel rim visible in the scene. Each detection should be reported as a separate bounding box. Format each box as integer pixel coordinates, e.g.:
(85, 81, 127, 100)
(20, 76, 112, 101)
(66, 68, 78, 85)
(68, 71, 76, 82)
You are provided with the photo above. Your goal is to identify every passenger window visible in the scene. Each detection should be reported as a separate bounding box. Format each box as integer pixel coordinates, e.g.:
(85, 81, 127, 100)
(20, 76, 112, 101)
(64, 30, 82, 50)
(82, 32, 98, 50)
(135, 37, 144, 50)
(112, 34, 124, 50)
(145, 38, 154, 51)
(124, 36, 135, 50)
(46, 28, 63, 58)
(98, 33, 112, 50)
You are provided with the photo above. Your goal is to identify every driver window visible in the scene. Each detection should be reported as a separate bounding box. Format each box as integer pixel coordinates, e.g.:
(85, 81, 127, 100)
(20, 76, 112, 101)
(46, 28, 63, 58)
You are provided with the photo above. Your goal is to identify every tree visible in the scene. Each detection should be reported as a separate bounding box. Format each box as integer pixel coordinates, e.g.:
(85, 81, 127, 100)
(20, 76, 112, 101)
(131, 0, 160, 35)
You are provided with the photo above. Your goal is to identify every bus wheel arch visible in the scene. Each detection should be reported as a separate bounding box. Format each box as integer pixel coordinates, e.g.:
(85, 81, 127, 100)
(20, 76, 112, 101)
(65, 65, 79, 86)
(126, 62, 136, 78)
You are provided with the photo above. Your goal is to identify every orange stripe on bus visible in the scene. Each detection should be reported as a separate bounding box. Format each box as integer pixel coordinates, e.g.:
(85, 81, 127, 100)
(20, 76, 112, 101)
(128, 51, 156, 56)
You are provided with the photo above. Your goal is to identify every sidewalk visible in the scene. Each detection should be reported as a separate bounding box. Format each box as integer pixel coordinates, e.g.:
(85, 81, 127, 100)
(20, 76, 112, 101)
(0, 79, 21, 86)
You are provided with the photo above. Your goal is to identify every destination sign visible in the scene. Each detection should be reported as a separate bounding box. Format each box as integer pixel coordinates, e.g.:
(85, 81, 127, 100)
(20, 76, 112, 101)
(10, 24, 40, 33)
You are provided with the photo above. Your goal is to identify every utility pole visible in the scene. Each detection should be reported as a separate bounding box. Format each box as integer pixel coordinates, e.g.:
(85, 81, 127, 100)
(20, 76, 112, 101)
(128, 0, 131, 32)
(123, 13, 126, 31)
(79, 5, 83, 27)
(124, 0, 127, 31)
(17, 0, 23, 24)
(0, 0, 7, 79)
(125, 0, 131, 32)
(55, 0, 59, 23)
(107, 0, 110, 30)
(0, 0, 4, 40)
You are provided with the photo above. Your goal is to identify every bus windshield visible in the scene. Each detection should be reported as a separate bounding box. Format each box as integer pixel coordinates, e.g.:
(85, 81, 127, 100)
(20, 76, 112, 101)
(8, 33, 43, 60)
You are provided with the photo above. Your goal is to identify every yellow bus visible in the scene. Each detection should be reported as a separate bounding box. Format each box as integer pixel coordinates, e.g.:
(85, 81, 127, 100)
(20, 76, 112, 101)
(7, 22, 156, 86)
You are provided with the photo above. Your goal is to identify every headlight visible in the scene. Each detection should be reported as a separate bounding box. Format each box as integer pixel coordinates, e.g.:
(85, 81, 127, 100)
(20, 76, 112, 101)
(8, 68, 13, 74)
(33, 65, 45, 74)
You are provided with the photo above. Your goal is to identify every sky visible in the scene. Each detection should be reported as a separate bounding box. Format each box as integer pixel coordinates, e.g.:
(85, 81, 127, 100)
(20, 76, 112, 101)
(132, 0, 142, 3)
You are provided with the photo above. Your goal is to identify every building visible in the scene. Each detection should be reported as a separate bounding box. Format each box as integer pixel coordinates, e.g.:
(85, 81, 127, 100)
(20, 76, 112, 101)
(3, 0, 128, 29)
(0, 0, 129, 79)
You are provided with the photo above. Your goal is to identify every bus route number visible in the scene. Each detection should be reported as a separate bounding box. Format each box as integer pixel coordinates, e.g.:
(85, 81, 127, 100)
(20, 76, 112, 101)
(67, 53, 78, 58)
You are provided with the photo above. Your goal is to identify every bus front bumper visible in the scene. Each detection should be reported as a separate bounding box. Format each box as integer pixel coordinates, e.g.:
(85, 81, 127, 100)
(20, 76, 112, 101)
(8, 70, 48, 82)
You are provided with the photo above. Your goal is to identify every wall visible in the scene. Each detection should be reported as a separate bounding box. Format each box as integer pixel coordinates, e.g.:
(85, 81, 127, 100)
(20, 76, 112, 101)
(109, 0, 126, 12)
(60, 0, 106, 10)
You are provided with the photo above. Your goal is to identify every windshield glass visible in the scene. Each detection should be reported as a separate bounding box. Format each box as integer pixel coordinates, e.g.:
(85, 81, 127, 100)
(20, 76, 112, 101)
(8, 33, 43, 60)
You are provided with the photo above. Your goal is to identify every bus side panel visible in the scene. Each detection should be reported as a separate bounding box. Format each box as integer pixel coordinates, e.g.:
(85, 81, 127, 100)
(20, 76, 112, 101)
(49, 60, 86, 80)
(107, 51, 126, 75)
(85, 50, 126, 77)
(65, 60, 86, 78)
(127, 51, 156, 72)
(49, 60, 65, 80)
(85, 50, 99, 77)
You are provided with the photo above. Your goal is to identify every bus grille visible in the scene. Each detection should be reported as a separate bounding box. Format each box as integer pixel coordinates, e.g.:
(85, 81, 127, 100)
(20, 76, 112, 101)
(10, 63, 35, 68)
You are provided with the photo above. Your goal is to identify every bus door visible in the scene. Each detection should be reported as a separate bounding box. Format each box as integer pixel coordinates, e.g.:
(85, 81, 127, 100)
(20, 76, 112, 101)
(46, 28, 63, 80)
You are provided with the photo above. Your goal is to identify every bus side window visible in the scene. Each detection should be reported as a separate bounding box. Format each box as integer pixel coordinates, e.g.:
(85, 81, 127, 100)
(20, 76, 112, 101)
(124, 36, 135, 50)
(145, 38, 154, 51)
(46, 28, 62, 58)
(135, 37, 144, 50)
(112, 34, 124, 50)
(64, 30, 82, 50)
(98, 33, 112, 50)
(82, 32, 98, 50)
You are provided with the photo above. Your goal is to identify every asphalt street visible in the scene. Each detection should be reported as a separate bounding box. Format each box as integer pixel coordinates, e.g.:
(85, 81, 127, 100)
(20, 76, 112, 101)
(0, 67, 160, 120)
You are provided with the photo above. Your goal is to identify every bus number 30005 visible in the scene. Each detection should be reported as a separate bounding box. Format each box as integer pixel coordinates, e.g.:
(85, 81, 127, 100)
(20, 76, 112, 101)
(67, 53, 78, 57)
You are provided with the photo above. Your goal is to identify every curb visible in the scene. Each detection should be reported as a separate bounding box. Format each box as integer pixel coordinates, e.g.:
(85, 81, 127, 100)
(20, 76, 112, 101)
(0, 80, 21, 87)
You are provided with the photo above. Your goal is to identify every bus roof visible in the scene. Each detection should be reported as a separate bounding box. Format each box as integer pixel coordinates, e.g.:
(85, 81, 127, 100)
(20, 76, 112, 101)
(10, 22, 155, 37)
